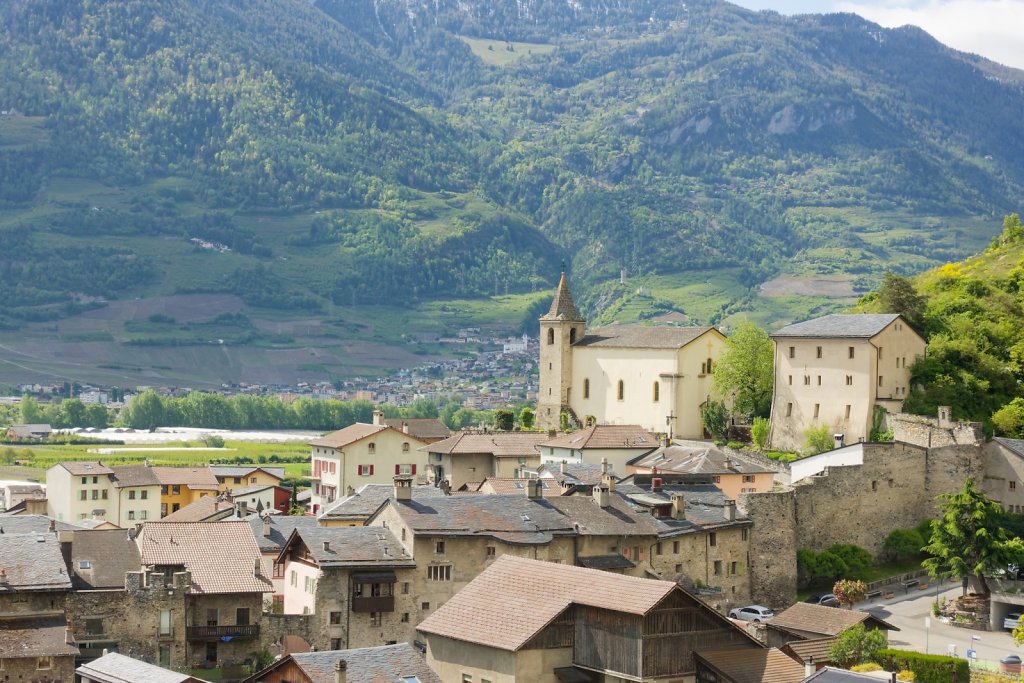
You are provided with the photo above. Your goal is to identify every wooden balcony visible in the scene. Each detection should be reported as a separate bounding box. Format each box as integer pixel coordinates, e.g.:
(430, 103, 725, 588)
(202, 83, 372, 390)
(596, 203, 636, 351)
(186, 624, 260, 641)
(351, 596, 394, 613)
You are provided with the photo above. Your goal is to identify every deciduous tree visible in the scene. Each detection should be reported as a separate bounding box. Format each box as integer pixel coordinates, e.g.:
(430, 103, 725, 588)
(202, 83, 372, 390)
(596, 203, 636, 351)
(712, 321, 773, 418)
(828, 624, 887, 667)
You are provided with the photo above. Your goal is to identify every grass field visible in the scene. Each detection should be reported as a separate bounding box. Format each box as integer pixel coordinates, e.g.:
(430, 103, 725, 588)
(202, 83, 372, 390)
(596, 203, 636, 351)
(458, 36, 557, 65)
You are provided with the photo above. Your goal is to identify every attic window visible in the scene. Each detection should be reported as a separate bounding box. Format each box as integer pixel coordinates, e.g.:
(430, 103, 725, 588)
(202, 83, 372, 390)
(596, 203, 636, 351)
(78, 561, 91, 570)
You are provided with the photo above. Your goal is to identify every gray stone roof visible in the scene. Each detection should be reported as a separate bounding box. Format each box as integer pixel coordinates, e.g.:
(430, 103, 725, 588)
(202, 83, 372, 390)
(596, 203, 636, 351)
(0, 533, 72, 591)
(574, 325, 715, 349)
(0, 514, 78, 533)
(771, 313, 901, 338)
(614, 484, 751, 536)
(384, 494, 575, 544)
(248, 514, 321, 553)
(110, 464, 161, 488)
(283, 643, 440, 683)
(804, 667, 892, 683)
(541, 271, 584, 322)
(210, 465, 286, 480)
(0, 616, 79, 658)
(70, 529, 142, 589)
(283, 526, 414, 569)
(538, 462, 619, 486)
(546, 495, 662, 537)
(318, 483, 447, 522)
(628, 441, 774, 475)
(995, 437, 1024, 458)
(77, 652, 210, 683)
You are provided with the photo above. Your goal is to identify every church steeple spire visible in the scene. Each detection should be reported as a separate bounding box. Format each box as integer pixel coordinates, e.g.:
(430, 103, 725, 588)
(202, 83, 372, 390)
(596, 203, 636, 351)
(543, 270, 583, 322)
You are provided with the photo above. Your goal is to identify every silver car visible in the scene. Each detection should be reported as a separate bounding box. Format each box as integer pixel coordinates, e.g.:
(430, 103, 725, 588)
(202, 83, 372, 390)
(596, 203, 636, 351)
(729, 605, 775, 622)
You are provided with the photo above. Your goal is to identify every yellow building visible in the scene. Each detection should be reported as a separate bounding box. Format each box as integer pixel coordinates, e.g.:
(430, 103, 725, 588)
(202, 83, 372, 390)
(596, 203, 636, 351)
(209, 466, 285, 494)
(537, 271, 727, 437)
(151, 466, 220, 517)
(768, 313, 927, 452)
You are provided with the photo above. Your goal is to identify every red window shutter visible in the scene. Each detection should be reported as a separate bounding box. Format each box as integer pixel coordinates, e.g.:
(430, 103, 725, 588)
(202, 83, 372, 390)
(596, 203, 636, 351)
(358, 465, 364, 476)
(411, 465, 416, 475)
(395, 464, 401, 475)
(370, 465, 375, 475)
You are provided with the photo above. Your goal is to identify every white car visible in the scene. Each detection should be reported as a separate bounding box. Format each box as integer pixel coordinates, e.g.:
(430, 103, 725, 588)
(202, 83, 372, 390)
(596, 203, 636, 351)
(1004, 612, 1022, 630)
(729, 605, 775, 622)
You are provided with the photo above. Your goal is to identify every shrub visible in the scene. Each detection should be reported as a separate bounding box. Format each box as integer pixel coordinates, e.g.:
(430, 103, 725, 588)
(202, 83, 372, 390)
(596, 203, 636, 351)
(700, 400, 729, 440)
(204, 434, 225, 448)
(872, 649, 968, 683)
(829, 623, 887, 667)
(827, 544, 873, 573)
(897, 671, 916, 682)
(833, 578, 869, 607)
(804, 423, 834, 455)
(751, 417, 770, 450)
(883, 528, 925, 561)
(851, 664, 883, 673)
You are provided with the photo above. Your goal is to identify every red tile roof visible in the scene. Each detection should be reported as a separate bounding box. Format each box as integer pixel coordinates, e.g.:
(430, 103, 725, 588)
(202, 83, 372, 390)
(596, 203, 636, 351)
(422, 431, 550, 457)
(309, 423, 388, 449)
(696, 648, 806, 683)
(540, 424, 657, 449)
(769, 603, 898, 637)
(151, 466, 220, 490)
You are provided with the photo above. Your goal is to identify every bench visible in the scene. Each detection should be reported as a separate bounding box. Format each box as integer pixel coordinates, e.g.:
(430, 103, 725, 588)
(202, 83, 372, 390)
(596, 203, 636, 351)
(902, 579, 919, 593)
(866, 589, 883, 599)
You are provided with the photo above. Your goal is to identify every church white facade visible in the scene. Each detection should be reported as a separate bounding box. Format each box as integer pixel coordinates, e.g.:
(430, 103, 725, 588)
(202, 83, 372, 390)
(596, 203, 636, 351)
(537, 272, 727, 438)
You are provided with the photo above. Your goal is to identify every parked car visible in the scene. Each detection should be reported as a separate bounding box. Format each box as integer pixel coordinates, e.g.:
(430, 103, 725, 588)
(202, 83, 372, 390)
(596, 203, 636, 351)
(1004, 612, 1022, 630)
(805, 593, 840, 607)
(729, 605, 775, 622)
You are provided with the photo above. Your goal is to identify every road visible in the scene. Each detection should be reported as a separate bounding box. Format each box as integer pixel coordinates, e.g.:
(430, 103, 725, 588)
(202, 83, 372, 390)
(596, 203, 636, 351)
(857, 579, 1022, 668)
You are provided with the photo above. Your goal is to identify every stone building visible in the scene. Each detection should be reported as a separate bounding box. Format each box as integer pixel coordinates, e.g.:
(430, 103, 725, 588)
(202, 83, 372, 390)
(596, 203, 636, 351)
(317, 483, 447, 527)
(536, 423, 658, 473)
(248, 514, 322, 604)
(77, 651, 212, 683)
(537, 271, 728, 437)
(768, 313, 926, 452)
(421, 431, 552, 488)
(627, 440, 776, 499)
(243, 642, 441, 683)
(983, 437, 1024, 513)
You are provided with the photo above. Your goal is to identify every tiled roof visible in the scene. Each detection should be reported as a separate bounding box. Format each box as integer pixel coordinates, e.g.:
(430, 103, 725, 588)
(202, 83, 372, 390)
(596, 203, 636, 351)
(629, 441, 774, 475)
(477, 478, 561, 497)
(0, 514, 78, 533)
(771, 314, 901, 339)
(422, 431, 549, 457)
(613, 484, 752, 536)
(76, 651, 210, 683)
(210, 465, 286, 480)
(136, 521, 273, 594)
(309, 423, 390, 449)
(385, 495, 575, 544)
(696, 648, 805, 683)
(781, 637, 838, 664)
(541, 271, 584, 322)
(417, 555, 679, 651)
(248, 515, 321, 553)
(577, 554, 635, 570)
(3, 483, 44, 494)
(0, 616, 79, 658)
(0, 533, 72, 591)
(574, 325, 715, 349)
(153, 496, 234, 523)
(283, 527, 414, 569)
(318, 484, 447, 522)
(231, 484, 276, 496)
(110, 464, 161, 488)
(283, 643, 441, 683)
(804, 667, 894, 683)
(770, 603, 898, 637)
(382, 418, 451, 441)
(546, 495, 663, 537)
(70, 529, 141, 589)
(57, 461, 114, 476)
(151, 466, 220, 490)
(537, 462, 619, 486)
(995, 437, 1024, 458)
(541, 424, 658, 450)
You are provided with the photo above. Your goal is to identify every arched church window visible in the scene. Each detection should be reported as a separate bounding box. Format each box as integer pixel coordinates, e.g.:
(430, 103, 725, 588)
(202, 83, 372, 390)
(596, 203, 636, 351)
(617, 380, 624, 401)
(583, 379, 590, 399)
(547, 328, 554, 345)
(653, 382, 660, 402)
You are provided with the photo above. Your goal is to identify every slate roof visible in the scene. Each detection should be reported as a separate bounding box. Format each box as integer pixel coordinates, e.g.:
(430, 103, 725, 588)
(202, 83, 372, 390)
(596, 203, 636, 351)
(804, 667, 893, 683)
(477, 478, 561, 497)
(574, 325, 716, 349)
(0, 514, 78, 533)
(577, 554, 635, 570)
(3, 483, 44, 494)
(629, 441, 774, 475)
(537, 462, 619, 487)
(248, 514, 321, 553)
(77, 652, 210, 683)
(0, 533, 72, 591)
(417, 555, 680, 651)
(382, 417, 451, 441)
(70, 528, 142, 589)
(278, 643, 441, 683)
(771, 314, 901, 339)
(110, 464, 161, 488)
(136, 521, 273, 594)
(781, 637, 838, 664)
(541, 271, 584, 322)
(545, 495, 663, 537)
(995, 437, 1024, 458)
(769, 603, 898, 637)
(695, 648, 805, 683)
(541, 424, 658, 450)
(318, 483, 447, 523)
(58, 461, 114, 476)
(280, 526, 414, 569)
(614, 484, 752, 537)
(210, 465, 286, 480)
(153, 496, 234, 523)
(422, 431, 549, 457)
(151, 466, 220, 490)
(0, 616, 79, 658)
(310, 423, 390, 449)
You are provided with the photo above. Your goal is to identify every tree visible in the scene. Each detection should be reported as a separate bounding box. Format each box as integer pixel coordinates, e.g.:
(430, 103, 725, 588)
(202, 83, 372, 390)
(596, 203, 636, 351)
(18, 396, 45, 424)
(883, 528, 925, 562)
(922, 478, 1024, 594)
(495, 408, 514, 431)
(992, 397, 1024, 438)
(750, 417, 770, 450)
(833, 578, 869, 608)
(804, 423, 834, 455)
(875, 272, 926, 329)
(828, 623, 887, 667)
(700, 400, 729, 440)
(519, 407, 535, 430)
(712, 321, 774, 418)
(120, 390, 165, 429)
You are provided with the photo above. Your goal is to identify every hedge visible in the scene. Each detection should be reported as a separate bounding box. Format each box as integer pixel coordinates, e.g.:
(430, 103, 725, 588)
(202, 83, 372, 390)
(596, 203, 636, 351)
(873, 649, 969, 683)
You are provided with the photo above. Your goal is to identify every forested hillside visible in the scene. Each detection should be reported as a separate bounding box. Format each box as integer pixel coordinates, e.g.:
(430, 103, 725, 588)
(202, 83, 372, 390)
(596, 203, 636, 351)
(1, 0, 1023, 384)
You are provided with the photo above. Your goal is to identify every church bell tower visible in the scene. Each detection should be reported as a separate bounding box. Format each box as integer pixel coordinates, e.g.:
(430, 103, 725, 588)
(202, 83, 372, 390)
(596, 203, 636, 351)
(538, 270, 586, 430)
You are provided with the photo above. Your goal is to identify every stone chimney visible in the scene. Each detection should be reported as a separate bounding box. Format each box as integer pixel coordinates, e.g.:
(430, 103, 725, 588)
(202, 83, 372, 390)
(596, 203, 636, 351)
(804, 657, 814, 678)
(723, 455, 733, 471)
(725, 500, 736, 522)
(48, 519, 55, 532)
(262, 515, 271, 538)
(560, 460, 567, 475)
(323, 541, 331, 552)
(335, 660, 347, 683)
(600, 457, 609, 475)
(65, 622, 74, 645)
(373, 410, 385, 426)
(602, 472, 616, 493)
(593, 484, 610, 508)
(660, 435, 669, 447)
(671, 494, 686, 520)
(651, 477, 663, 493)
(833, 433, 845, 449)
(0, 567, 7, 587)
(401, 422, 409, 434)
(253, 559, 261, 576)
(938, 406, 952, 429)
(394, 476, 413, 502)
(526, 478, 542, 500)
(236, 501, 248, 517)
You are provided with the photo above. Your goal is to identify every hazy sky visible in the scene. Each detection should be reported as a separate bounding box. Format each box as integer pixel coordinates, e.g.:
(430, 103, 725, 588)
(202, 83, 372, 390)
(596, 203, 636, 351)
(729, 0, 1024, 70)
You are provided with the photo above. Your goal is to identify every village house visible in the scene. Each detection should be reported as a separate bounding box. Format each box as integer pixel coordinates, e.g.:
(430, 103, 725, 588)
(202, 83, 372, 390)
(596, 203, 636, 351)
(421, 431, 551, 489)
(243, 642, 441, 683)
(534, 460, 621, 495)
(6, 423, 52, 440)
(627, 441, 776, 498)
(152, 466, 221, 517)
(537, 423, 658, 473)
(0, 480, 45, 511)
(537, 271, 728, 437)
(317, 482, 448, 527)
(765, 603, 898, 650)
(378, 414, 451, 444)
(248, 514, 322, 602)
(77, 651, 212, 683)
(417, 555, 762, 683)
(109, 464, 162, 527)
(309, 420, 429, 514)
(155, 494, 236, 522)
(768, 314, 926, 452)
(982, 437, 1024, 513)
(274, 524, 417, 651)
(210, 465, 286, 492)
(695, 648, 809, 683)
(44, 461, 161, 525)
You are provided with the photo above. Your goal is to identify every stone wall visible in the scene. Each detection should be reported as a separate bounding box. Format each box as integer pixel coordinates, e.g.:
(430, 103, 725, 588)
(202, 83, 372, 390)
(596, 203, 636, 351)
(890, 411, 983, 449)
(737, 490, 797, 609)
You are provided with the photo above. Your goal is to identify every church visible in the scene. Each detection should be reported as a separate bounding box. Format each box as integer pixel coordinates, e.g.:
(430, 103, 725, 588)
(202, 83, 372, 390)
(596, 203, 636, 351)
(537, 272, 727, 438)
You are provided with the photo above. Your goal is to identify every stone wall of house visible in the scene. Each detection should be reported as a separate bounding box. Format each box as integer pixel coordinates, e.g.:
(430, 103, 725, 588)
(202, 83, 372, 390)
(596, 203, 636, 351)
(261, 613, 317, 654)
(649, 526, 752, 613)
(737, 490, 797, 609)
(890, 411, 983, 449)
(1, 654, 76, 683)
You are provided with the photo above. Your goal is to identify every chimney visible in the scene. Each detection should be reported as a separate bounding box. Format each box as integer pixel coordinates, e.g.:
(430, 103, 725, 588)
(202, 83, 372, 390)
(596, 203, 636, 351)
(323, 541, 331, 552)
(671, 494, 686, 520)
(48, 519, 55, 532)
(938, 406, 952, 428)
(262, 515, 271, 538)
(526, 478, 542, 500)
(65, 622, 74, 645)
(651, 477, 663, 493)
(833, 433, 845, 449)
(725, 500, 736, 521)
(335, 660, 347, 683)
(394, 476, 413, 502)
(723, 455, 733, 471)
(0, 567, 7, 586)
(560, 460, 567, 475)
(373, 410, 385, 426)
(602, 472, 616, 493)
(600, 457, 609, 475)
(253, 559, 261, 576)
(593, 484, 610, 508)
(660, 435, 669, 448)
(804, 657, 814, 678)
(401, 422, 409, 434)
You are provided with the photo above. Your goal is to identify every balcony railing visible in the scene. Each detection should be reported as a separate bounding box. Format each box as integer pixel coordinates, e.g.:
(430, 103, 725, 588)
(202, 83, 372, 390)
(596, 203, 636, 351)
(186, 624, 260, 640)
(351, 596, 395, 613)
